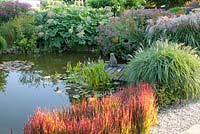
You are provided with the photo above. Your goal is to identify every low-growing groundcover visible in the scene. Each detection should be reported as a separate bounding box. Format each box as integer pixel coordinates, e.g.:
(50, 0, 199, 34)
(24, 83, 157, 134)
(126, 41, 200, 108)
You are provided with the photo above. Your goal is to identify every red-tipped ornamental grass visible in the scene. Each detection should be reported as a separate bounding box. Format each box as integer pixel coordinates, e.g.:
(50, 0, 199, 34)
(24, 83, 157, 134)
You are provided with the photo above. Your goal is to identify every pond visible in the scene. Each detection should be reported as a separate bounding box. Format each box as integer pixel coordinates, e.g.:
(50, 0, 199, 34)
(0, 53, 100, 134)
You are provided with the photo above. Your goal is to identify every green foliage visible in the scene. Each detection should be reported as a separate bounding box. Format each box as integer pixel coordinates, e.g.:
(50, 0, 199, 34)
(87, 0, 146, 9)
(36, 6, 108, 51)
(65, 60, 119, 100)
(0, 22, 16, 46)
(147, 0, 190, 8)
(123, 0, 146, 8)
(40, 0, 67, 9)
(87, 0, 113, 8)
(12, 14, 37, 52)
(156, 87, 180, 108)
(168, 7, 184, 13)
(97, 9, 173, 60)
(0, 36, 7, 50)
(126, 41, 200, 107)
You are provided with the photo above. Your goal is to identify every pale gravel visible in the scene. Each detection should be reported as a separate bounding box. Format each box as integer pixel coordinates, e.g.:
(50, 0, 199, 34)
(150, 101, 200, 134)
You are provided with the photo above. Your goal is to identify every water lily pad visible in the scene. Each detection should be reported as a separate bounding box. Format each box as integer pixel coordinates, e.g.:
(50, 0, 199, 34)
(43, 76, 51, 79)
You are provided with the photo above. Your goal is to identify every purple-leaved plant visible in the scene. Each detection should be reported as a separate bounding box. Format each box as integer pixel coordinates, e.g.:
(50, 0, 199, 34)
(0, 1, 31, 22)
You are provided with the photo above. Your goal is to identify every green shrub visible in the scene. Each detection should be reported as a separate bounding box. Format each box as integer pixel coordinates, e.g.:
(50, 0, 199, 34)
(123, 0, 146, 8)
(87, 0, 146, 16)
(146, 0, 190, 8)
(65, 60, 119, 100)
(87, 0, 113, 8)
(97, 9, 173, 60)
(0, 22, 16, 46)
(0, 36, 7, 50)
(126, 41, 200, 107)
(87, 0, 146, 8)
(12, 14, 37, 52)
(168, 6, 184, 14)
(36, 6, 108, 51)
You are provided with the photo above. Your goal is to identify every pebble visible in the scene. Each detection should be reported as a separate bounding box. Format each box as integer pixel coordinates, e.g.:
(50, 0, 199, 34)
(150, 100, 200, 134)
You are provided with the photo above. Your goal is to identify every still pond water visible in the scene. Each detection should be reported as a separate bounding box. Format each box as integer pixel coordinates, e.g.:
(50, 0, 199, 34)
(0, 53, 99, 134)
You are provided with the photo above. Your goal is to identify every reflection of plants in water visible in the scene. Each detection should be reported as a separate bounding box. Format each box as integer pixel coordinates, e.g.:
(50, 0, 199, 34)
(19, 70, 60, 88)
(19, 70, 43, 87)
(0, 70, 8, 92)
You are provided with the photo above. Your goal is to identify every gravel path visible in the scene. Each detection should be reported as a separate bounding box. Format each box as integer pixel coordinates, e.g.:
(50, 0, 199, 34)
(150, 100, 200, 134)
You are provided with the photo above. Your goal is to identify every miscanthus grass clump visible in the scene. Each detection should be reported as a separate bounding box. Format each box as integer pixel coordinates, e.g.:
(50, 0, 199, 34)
(126, 41, 200, 107)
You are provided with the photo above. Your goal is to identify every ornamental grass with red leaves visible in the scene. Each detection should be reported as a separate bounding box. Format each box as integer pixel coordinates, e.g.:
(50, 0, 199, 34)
(24, 83, 157, 134)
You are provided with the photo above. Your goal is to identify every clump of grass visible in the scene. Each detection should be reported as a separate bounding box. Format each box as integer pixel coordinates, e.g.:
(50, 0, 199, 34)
(24, 83, 157, 134)
(126, 41, 200, 107)
(147, 12, 200, 49)
(0, 36, 7, 50)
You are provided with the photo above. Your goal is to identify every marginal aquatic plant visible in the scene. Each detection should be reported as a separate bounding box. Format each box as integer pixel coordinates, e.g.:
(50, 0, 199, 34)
(126, 41, 200, 107)
(24, 109, 66, 134)
(65, 60, 119, 100)
(24, 83, 157, 134)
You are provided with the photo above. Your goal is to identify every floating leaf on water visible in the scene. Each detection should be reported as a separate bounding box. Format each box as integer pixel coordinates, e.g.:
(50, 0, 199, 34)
(65, 87, 71, 90)
(43, 76, 51, 79)
(74, 89, 79, 92)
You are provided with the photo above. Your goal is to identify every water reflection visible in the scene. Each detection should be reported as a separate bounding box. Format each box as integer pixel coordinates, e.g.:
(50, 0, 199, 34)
(0, 70, 8, 92)
(0, 53, 100, 90)
(0, 53, 99, 133)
